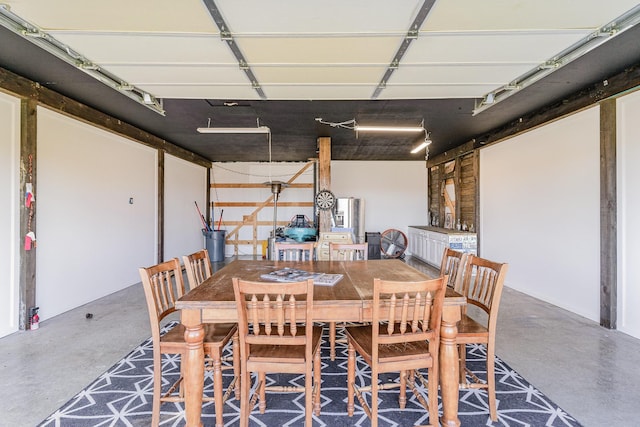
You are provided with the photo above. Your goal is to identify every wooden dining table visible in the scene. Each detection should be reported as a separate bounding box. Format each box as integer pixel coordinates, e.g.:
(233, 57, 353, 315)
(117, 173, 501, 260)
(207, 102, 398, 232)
(176, 259, 465, 427)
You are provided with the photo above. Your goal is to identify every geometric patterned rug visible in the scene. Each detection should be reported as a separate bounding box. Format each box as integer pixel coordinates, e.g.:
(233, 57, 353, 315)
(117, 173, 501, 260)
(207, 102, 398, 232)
(39, 322, 583, 427)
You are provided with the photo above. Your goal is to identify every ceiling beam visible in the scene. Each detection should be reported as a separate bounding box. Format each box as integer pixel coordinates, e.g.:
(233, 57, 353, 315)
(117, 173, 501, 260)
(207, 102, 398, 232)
(0, 66, 211, 168)
(427, 62, 640, 167)
(371, 0, 437, 99)
(201, 0, 267, 100)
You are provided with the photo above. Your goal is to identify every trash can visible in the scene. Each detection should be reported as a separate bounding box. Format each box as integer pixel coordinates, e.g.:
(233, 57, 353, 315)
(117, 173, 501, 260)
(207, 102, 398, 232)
(203, 229, 226, 262)
(366, 232, 381, 260)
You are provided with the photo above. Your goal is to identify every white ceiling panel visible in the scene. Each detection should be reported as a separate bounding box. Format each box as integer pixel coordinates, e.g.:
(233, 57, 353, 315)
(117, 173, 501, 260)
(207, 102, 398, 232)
(237, 37, 402, 65)
(2, 0, 639, 105)
(49, 33, 236, 64)
(142, 85, 260, 100)
(5, 0, 216, 32)
(105, 65, 249, 85)
(259, 85, 377, 100)
(252, 66, 387, 84)
(405, 32, 592, 64)
(391, 64, 536, 85)
(424, 0, 640, 31)
(215, 0, 423, 34)
(380, 84, 501, 99)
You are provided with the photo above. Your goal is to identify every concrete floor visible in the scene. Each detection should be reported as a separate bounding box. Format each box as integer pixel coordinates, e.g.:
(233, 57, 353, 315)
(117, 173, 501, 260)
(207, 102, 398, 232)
(1, 256, 639, 426)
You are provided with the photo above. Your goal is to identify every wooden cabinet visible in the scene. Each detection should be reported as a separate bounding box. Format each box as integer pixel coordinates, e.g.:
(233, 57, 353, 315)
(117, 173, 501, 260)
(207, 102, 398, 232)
(316, 231, 353, 260)
(408, 226, 477, 267)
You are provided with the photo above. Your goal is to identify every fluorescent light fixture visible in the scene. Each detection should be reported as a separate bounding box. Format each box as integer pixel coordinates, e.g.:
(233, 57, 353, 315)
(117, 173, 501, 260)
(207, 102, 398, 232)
(197, 126, 270, 134)
(411, 142, 429, 153)
(315, 118, 427, 134)
(356, 125, 425, 133)
(411, 136, 432, 154)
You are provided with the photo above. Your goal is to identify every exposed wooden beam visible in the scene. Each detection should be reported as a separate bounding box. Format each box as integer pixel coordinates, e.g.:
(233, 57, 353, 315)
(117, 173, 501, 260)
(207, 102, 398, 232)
(215, 202, 314, 208)
(211, 183, 313, 189)
(600, 99, 617, 329)
(473, 63, 640, 150)
(0, 66, 210, 168)
(427, 140, 475, 168)
(318, 137, 332, 233)
(18, 98, 37, 330)
(157, 150, 165, 263)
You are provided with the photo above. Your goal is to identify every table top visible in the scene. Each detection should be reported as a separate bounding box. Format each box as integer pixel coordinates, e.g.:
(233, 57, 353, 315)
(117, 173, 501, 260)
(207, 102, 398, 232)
(178, 258, 463, 308)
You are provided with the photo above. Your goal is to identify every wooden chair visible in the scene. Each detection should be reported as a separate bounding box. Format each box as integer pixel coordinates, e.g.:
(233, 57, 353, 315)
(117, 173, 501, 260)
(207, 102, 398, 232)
(327, 242, 368, 360)
(440, 247, 468, 292)
(139, 258, 239, 427)
(456, 255, 509, 421)
(345, 276, 447, 427)
(274, 241, 315, 261)
(329, 242, 368, 261)
(232, 277, 323, 427)
(182, 248, 212, 291)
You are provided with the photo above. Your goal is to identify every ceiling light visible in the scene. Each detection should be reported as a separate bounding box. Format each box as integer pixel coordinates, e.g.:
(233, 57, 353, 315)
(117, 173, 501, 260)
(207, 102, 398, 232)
(411, 141, 432, 154)
(411, 134, 432, 154)
(355, 125, 425, 133)
(315, 118, 427, 134)
(197, 126, 270, 134)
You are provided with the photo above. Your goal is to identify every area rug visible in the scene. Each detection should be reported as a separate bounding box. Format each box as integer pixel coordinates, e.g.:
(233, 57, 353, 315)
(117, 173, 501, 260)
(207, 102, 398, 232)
(39, 322, 582, 427)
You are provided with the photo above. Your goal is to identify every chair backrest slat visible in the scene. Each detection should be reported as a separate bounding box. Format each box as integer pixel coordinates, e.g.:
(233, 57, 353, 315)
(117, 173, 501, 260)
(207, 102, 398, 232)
(439, 248, 468, 292)
(329, 242, 368, 261)
(182, 249, 212, 291)
(139, 258, 185, 340)
(275, 242, 315, 261)
(460, 255, 509, 327)
(233, 278, 314, 347)
(373, 277, 446, 353)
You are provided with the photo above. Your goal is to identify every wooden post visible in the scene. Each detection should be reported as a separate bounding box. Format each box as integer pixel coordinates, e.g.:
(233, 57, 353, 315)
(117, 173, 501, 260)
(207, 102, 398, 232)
(205, 167, 211, 229)
(317, 137, 332, 233)
(600, 99, 616, 329)
(454, 157, 461, 224)
(19, 98, 37, 330)
(157, 149, 165, 263)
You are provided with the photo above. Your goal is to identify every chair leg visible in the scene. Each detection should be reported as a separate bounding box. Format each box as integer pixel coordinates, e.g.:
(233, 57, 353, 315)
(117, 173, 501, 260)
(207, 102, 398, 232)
(427, 365, 439, 425)
(152, 351, 162, 427)
(329, 321, 336, 361)
(313, 349, 321, 416)
(211, 348, 225, 427)
(239, 365, 250, 427)
(458, 343, 467, 384)
(399, 370, 407, 409)
(305, 363, 313, 426)
(371, 368, 379, 427)
(258, 371, 267, 413)
(487, 344, 497, 421)
(233, 332, 240, 400)
(347, 342, 355, 416)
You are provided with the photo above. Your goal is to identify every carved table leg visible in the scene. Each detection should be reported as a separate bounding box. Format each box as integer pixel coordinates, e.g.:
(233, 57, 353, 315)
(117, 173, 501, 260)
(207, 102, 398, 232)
(182, 309, 205, 427)
(440, 305, 461, 427)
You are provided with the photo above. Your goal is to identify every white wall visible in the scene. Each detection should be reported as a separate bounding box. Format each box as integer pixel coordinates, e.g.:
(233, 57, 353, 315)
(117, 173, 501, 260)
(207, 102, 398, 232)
(332, 161, 428, 237)
(617, 90, 640, 338)
(0, 92, 20, 337)
(211, 161, 427, 256)
(211, 162, 315, 256)
(480, 107, 601, 322)
(36, 108, 157, 321)
(164, 154, 209, 260)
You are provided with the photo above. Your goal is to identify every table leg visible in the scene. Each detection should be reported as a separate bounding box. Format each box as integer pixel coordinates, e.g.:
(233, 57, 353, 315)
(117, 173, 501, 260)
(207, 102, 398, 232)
(440, 305, 461, 427)
(182, 309, 205, 427)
